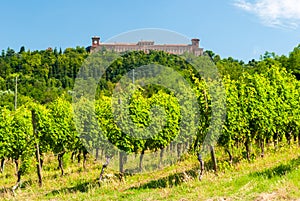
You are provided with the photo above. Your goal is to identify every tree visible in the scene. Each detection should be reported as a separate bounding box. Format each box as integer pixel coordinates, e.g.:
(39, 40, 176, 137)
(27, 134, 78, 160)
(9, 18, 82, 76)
(288, 45, 300, 79)
(48, 97, 78, 176)
(8, 107, 34, 191)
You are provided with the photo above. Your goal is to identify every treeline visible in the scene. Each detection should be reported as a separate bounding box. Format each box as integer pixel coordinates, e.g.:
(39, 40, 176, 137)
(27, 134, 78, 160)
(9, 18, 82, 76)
(0, 46, 88, 107)
(1, 45, 300, 106)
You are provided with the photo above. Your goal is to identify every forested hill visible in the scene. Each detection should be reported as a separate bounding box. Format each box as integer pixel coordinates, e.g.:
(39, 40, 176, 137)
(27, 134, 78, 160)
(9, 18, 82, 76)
(0, 46, 88, 107)
(1, 44, 300, 108)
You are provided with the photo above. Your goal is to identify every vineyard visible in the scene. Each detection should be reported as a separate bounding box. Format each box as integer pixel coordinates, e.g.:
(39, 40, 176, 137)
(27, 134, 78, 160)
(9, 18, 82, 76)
(1, 46, 300, 199)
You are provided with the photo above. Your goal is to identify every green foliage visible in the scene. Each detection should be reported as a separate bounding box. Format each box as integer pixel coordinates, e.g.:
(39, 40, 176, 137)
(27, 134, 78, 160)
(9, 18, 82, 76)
(287, 44, 300, 79)
(47, 97, 78, 154)
(93, 89, 181, 155)
(2, 43, 300, 189)
(0, 46, 88, 104)
(0, 106, 34, 177)
(220, 61, 300, 161)
(0, 107, 13, 160)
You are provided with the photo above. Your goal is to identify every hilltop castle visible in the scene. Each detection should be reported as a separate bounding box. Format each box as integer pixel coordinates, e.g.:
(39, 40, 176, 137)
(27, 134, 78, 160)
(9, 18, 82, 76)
(89, 36, 203, 56)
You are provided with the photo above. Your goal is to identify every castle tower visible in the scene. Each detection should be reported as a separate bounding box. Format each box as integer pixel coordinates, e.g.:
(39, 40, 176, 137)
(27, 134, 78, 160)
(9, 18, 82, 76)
(191, 38, 200, 47)
(92, 36, 100, 47)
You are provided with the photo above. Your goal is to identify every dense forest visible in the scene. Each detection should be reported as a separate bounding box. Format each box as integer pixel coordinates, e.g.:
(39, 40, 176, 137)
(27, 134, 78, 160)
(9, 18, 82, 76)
(1, 44, 300, 189)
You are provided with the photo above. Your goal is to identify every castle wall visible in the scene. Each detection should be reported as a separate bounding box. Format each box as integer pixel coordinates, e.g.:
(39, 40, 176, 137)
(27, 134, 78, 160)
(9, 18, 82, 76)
(90, 37, 203, 56)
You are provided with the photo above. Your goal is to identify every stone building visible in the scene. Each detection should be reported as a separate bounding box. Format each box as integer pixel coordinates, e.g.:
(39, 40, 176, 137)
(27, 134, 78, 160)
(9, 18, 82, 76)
(89, 36, 203, 56)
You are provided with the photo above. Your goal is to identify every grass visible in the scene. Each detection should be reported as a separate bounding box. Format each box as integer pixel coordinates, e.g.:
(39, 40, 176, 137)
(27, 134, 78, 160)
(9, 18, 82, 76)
(1, 145, 300, 201)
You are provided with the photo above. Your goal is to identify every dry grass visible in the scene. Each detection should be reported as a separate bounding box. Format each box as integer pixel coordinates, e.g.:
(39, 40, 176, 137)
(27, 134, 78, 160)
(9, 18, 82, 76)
(0, 145, 300, 200)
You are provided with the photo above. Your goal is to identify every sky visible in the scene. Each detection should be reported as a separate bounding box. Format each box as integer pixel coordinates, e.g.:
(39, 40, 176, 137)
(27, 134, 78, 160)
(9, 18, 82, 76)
(1, 0, 300, 62)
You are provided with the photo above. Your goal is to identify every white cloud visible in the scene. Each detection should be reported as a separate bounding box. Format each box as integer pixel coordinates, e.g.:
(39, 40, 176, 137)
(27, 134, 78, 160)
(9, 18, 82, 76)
(233, 0, 300, 29)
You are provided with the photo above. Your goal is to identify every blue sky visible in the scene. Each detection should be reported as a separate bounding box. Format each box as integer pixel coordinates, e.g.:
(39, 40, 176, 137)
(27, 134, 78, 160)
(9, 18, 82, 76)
(1, 0, 300, 62)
